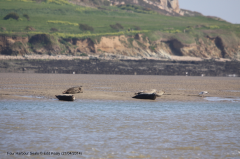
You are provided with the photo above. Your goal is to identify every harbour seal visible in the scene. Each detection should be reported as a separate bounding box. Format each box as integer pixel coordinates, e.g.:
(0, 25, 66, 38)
(62, 86, 83, 94)
(132, 93, 157, 100)
(135, 89, 165, 97)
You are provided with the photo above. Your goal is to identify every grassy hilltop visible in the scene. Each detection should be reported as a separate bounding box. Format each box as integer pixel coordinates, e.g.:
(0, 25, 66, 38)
(0, 0, 239, 37)
(0, 0, 240, 59)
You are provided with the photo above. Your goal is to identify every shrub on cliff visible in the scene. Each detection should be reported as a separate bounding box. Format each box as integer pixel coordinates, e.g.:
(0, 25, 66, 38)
(25, 26, 36, 31)
(103, 0, 110, 6)
(1, 27, 6, 31)
(80, 53, 88, 56)
(92, 0, 99, 5)
(118, 4, 156, 14)
(29, 34, 59, 51)
(143, 8, 152, 11)
(23, 14, 30, 21)
(110, 23, 124, 30)
(50, 28, 59, 32)
(4, 12, 19, 20)
(134, 26, 141, 30)
(79, 24, 94, 32)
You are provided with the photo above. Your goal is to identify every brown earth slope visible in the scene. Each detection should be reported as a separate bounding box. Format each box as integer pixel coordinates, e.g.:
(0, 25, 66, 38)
(0, 32, 239, 60)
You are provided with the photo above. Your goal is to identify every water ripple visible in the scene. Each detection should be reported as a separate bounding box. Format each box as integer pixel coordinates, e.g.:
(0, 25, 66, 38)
(0, 100, 240, 158)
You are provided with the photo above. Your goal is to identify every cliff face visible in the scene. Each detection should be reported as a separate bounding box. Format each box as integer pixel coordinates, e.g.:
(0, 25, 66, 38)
(72, 0, 181, 15)
(0, 36, 29, 55)
(110, 0, 181, 15)
(0, 34, 60, 56)
(1, 34, 239, 60)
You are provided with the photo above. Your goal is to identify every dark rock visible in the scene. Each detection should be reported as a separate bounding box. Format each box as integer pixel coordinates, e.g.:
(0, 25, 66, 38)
(1, 59, 240, 76)
(62, 86, 83, 94)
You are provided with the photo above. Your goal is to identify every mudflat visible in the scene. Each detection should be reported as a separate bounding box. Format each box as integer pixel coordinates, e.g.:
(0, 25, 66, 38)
(0, 73, 239, 102)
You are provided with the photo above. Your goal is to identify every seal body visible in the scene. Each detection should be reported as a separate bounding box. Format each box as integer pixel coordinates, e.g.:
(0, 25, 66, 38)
(132, 93, 157, 100)
(135, 89, 157, 95)
(56, 95, 75, 101)
(155, 90, 165, 97)
(135, 89, 165, 97)
(62, 86, 83, 94)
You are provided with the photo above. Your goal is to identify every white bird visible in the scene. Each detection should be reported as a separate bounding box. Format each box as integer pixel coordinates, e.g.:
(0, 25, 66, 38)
(199, 91, 208, 97)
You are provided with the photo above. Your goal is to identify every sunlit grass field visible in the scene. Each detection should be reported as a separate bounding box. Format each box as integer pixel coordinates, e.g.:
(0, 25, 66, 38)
(0, 0, 239, 40)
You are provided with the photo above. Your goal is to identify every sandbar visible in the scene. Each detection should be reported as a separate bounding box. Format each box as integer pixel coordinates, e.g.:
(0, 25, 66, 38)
(0, 73, 239, 102)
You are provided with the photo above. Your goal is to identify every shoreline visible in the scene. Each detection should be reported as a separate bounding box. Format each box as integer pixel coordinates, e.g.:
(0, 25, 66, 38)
(0, 73, 239, 102)
(1, 93, 240, 103)
(1, 56, 239, 77)
(0, 55, 235, 62)
(2, 95, 239, 103)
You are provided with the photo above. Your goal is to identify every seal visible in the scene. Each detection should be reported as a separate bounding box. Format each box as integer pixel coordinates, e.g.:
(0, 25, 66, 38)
(135, 89, 157, 95)
(132, 93, 157, 100)
(56, 94, 75, 101)
(135, 89, 165, 97)
(62, 86, 83, 94)
(155, 90, 165, 97)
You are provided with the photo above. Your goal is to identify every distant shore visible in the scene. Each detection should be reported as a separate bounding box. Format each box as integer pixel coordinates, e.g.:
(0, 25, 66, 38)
(1, 55, 239, 76)
(0, 73, 239, 102)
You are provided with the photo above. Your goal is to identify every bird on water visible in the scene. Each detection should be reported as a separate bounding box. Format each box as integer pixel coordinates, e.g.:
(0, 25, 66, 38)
(199, 91, 208, 97)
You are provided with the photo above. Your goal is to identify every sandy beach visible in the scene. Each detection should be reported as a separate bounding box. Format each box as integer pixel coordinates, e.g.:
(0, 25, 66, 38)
(0, 73, 240, 102)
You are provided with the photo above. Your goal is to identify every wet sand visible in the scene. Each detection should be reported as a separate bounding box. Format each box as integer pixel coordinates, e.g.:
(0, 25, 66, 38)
(0, 73, 240, 102)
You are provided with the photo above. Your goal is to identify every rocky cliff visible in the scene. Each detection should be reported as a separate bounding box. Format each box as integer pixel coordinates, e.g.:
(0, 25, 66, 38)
(109, 0, 181, 15)
(71, 0, 227, 17)
(71, 0, 182, 15)
(70, 33, 240, 59)
(1, 33, 239, 60)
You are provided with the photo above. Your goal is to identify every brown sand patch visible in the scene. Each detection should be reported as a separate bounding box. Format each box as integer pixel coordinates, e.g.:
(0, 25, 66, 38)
(0, 73, 239, 102)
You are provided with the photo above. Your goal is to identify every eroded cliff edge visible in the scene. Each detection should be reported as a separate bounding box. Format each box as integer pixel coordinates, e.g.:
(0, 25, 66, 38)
(1, 31, 240, 60)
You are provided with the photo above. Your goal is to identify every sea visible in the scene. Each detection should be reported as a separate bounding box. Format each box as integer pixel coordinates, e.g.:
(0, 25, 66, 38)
(0, 99, 240, 159)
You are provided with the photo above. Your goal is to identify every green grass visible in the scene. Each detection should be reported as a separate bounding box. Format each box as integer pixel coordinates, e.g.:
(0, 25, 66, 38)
(117, 4, 157, 14)
(0, 0, 240, 41)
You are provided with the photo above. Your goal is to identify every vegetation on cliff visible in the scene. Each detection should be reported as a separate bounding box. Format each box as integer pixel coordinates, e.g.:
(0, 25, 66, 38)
(0, 0, 239, 59)
(1, 0, 239, 36)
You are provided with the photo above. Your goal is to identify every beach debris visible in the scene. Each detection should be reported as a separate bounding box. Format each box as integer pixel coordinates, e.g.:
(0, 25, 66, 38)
(199, 91, 208, 97)
(133, 93, 157, 100)
(56, 94, 75, 101)
(62, 86, 83, 94)
(133, 89, 165, 100)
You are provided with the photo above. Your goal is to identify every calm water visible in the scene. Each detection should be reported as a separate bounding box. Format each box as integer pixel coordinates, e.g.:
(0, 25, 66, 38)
(0, 99, 240, 159)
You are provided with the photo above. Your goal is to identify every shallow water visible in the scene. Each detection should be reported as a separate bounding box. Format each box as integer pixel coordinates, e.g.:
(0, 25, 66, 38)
(0, 100, 240, 159)
(205, 97, 240, 102)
